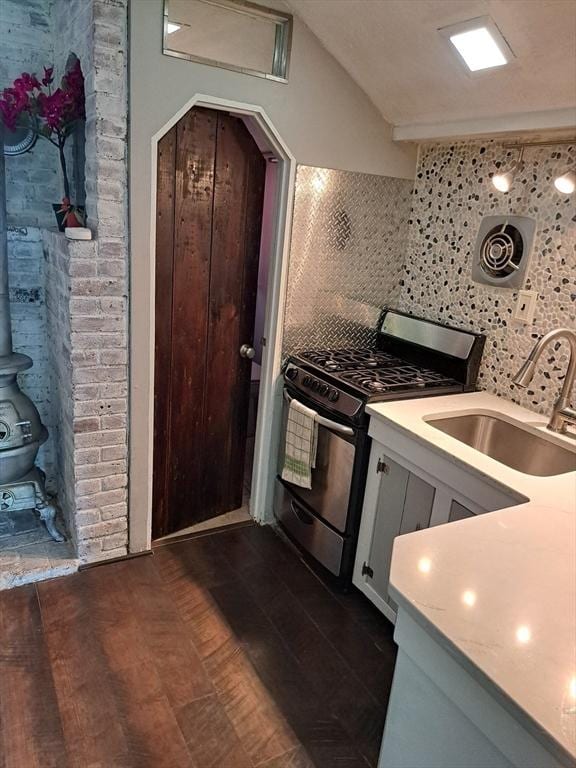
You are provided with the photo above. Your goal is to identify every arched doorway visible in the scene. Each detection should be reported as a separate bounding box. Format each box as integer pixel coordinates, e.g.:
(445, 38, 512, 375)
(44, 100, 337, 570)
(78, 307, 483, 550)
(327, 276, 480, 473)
(128, 96, 295, 551)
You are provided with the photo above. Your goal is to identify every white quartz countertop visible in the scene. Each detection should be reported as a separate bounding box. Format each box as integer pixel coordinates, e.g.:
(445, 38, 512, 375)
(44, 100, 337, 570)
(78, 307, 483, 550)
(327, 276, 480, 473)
(366, 391, 576, 764)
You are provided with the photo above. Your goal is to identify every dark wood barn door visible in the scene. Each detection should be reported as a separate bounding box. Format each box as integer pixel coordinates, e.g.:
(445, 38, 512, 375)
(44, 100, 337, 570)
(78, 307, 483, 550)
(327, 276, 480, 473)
(153, 107, 266, 539)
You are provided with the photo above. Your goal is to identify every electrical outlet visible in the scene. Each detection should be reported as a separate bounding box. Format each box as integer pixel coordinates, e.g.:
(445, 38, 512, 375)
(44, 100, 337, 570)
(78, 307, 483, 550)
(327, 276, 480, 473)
(514, 290, 537, 324)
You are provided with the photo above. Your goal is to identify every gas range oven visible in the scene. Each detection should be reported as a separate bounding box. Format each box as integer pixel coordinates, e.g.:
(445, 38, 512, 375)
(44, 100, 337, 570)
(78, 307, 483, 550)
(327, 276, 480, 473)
(274, 310, 485, 586)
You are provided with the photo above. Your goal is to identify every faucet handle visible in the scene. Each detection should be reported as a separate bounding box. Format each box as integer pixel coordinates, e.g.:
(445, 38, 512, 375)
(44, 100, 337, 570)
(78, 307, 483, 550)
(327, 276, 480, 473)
(557, 407, 576, 433)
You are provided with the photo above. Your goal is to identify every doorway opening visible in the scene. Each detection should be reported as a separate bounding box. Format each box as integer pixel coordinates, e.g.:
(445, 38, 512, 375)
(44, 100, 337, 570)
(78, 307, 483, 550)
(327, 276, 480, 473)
(152, 105, 281, 541)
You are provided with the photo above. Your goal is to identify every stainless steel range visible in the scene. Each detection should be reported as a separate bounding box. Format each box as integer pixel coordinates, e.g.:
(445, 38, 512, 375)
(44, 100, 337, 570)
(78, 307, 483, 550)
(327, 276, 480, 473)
(275, 310, 485, 584)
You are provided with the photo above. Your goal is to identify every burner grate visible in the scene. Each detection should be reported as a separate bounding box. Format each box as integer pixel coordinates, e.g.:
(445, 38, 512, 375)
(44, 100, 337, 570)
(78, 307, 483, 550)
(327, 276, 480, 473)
(300, 348, 399, 372)
(338, 365, 456, 395)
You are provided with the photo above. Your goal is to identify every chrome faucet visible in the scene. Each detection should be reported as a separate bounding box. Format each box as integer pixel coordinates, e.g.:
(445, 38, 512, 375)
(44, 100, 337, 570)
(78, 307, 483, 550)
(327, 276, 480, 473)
(513, 328, 576, 433)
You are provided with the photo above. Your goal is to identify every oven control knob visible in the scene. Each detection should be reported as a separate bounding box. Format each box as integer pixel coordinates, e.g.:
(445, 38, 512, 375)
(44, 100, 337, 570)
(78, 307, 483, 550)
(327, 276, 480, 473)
(311, 379, 320, 391)
(328, 389, 339, 402)
(319, 384, 329, 396)
(303, 376, 311, 386)
(286, 366, 298, 381)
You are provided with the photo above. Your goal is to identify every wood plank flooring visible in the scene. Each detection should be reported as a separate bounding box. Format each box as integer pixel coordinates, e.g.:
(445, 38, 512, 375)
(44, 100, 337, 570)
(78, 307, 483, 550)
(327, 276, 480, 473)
(0, 524, 397, 768)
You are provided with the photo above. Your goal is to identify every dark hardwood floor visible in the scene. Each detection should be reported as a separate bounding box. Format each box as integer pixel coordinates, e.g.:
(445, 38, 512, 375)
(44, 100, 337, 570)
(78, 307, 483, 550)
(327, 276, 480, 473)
(0, 524, 397, 768)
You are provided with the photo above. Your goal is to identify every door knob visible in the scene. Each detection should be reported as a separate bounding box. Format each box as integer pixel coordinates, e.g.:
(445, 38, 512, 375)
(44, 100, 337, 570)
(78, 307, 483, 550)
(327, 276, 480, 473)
(240, 344, 256, 359)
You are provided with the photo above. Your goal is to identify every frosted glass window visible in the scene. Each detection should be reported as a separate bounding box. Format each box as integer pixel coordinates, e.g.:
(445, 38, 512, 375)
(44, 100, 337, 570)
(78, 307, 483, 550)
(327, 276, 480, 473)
(163, 0, 292, 82)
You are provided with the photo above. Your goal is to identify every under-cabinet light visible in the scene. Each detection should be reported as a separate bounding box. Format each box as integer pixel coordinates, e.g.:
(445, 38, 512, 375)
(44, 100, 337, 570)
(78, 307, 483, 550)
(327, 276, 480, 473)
(554, 170, 576, 195)
(492, 147, 524, 193)
(166, 22, 181, 34)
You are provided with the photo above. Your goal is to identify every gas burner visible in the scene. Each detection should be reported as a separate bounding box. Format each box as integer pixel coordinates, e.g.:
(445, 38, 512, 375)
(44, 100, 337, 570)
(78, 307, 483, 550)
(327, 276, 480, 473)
(338, 365, 456, 396)
(299, 348, 399, 372)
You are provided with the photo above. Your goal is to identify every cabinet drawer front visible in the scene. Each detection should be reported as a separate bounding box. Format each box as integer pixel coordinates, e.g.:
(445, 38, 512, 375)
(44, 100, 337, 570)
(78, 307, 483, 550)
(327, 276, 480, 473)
(274, 480, 344, 576)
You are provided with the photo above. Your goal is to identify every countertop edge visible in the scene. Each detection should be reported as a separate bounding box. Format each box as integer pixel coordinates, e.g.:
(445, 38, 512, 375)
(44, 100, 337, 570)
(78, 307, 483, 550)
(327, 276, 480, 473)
(388, 584, 575, 767)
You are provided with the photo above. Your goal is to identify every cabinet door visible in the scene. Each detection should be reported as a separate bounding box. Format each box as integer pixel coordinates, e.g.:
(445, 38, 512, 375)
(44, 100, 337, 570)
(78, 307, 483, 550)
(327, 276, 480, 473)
(366, 457, 410, 605)
(399, 474, 435, 535)
(365, 456, 436, 614)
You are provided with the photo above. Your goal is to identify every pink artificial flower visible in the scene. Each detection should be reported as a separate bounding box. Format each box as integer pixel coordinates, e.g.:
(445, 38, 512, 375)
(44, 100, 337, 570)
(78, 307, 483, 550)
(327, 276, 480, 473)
(0, 86, 30, 131)
(37, 88, 73, 130)
(13, 72, 41, 94)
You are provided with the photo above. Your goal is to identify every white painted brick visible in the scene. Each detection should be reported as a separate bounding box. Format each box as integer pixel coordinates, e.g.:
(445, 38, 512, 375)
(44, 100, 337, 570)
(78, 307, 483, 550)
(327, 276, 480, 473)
(98, 382, 127, 399)
(69, 297, 102, 315)
(101, 444, 126, 461)
(81, 517, 127, 540)
(71, 316, 125, 333)
(75, 429, 125, 448)
(73, 417, 101, 434)
(78, 538, 103, 558)
(98, 260, 126, 277)
(101, 413, 126, 429)
(71, 277, 126, 297)
(102, 533, 128, 552)
(101, 474, 126, 491)
(73, 366, 126, 385)
(69, 260, 98, 278)
(76, 488, 126, 510)
(101, 501, 127, 521)
(99, 350, 127, 366)
(75, 448, 102, 465)
(87, 544, 127, 561)
(74, 384, 100, 401)
(75, 478, 103, 495)
(31, 0, 130, 569)
(75, 460, 127, 480)
(76, 509, 102, 527)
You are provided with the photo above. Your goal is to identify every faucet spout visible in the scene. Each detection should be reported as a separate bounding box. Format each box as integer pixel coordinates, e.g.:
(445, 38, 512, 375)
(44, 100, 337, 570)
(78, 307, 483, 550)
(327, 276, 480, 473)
(513, 328, 576, 434)
(512, 358, 537, 388)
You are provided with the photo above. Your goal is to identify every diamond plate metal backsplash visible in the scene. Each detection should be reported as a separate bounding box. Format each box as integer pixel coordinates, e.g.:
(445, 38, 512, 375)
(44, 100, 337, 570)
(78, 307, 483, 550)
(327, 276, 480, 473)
(283, 166, 413, 354)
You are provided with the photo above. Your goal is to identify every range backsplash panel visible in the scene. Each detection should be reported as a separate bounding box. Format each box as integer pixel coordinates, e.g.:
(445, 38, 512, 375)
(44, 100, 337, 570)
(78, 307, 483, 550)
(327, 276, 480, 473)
(283, 166, 413, 353)
(399, 139, 576, 416)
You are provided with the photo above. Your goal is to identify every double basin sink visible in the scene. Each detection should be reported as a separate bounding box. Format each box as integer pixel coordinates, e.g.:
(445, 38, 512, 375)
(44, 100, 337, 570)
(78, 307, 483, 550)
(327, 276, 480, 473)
(426, 412, 576, 477)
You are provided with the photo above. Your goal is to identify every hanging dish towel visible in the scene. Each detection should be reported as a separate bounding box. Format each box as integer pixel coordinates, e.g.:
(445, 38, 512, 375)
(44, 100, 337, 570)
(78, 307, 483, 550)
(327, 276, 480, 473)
(281, 397, 318, 489)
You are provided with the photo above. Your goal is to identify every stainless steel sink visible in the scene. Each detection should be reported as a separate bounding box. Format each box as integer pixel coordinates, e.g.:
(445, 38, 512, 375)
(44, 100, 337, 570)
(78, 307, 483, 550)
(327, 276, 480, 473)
(426, 413, 576, 477)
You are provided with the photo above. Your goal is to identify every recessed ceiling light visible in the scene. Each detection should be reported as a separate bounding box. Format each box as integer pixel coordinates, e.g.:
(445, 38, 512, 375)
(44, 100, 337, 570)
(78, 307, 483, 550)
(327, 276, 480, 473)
(166, 22, 181, 34)
(439, 16, 513, 74)
(450, 27, 507, 71)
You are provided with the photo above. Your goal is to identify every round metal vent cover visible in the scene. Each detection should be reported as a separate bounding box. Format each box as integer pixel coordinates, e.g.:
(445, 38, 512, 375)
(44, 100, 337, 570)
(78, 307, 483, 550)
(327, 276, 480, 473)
(480, 224, 524, 278)
(472, 215, 536, 289)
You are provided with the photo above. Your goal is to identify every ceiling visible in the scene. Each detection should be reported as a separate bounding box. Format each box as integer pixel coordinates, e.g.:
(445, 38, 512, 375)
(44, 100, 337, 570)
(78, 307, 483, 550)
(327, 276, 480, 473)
(286, 0, 576, 138)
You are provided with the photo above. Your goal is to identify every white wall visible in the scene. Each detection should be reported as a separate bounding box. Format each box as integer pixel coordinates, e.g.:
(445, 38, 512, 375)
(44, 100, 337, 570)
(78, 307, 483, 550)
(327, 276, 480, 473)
(128, 0, 416, 539)
(129, 0, 416, 186)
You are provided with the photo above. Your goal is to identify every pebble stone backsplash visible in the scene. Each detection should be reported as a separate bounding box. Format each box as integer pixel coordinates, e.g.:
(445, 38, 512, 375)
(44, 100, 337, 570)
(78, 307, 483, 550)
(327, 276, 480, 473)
(399, 139, 576, 416)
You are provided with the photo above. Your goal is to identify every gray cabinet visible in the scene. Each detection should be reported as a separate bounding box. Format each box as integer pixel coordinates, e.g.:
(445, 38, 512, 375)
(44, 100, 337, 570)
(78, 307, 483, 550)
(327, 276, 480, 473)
(448, 499, 476, 522)
(354, 427, 522, 623)
(363, 455, 435, 612)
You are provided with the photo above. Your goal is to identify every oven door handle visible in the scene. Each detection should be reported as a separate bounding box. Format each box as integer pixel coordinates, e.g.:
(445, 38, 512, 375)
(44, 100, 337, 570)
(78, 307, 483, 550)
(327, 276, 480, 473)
(283, 390, 354, 436)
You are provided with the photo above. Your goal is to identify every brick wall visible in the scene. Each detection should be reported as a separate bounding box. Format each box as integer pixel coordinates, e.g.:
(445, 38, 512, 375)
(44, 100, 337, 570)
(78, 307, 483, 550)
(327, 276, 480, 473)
(41, 0, 129, 563)
(0, 0, 60, 226)
(43, 231, 128, 561)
